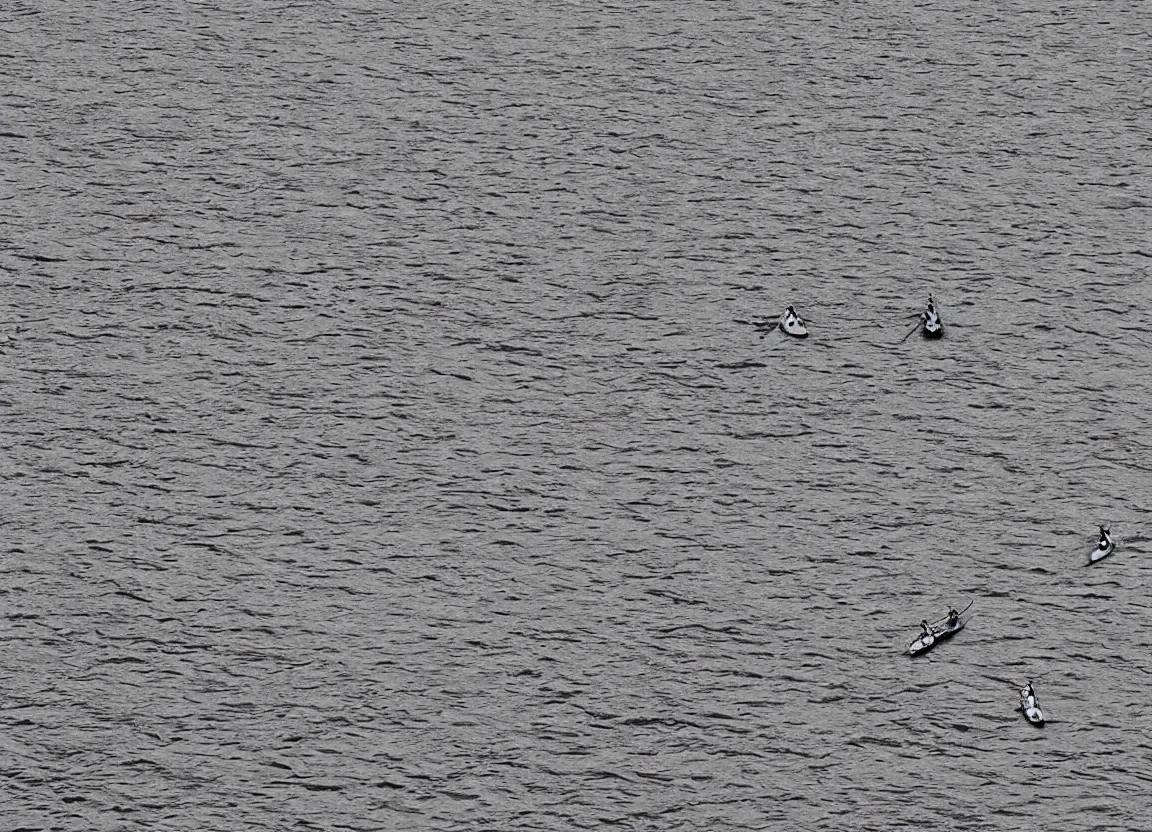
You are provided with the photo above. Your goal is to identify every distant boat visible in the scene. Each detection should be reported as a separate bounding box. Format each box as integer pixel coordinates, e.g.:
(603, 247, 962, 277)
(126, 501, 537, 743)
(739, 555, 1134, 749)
(1088, 526, 1115, 565)
(908, 601, 971, 656)
(922, 295, 943, 339)
(899, 296, 944, 342)
(1020, 683, 1045, 726)
(778, 305, 809, 338)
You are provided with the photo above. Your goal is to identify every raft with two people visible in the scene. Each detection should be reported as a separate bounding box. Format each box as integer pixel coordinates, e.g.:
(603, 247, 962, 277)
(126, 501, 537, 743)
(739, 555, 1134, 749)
(907, 600, 973, 657)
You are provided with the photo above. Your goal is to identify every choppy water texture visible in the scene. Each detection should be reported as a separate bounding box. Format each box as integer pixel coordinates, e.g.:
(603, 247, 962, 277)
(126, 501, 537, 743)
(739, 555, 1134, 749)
(3, 1, 1152, 829)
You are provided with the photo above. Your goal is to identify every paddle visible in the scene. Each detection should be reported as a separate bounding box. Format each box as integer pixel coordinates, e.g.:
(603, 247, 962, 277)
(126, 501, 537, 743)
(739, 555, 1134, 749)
(980, 671, 1049, 698)
(929, 598, 973, 626)
(899, 316, 925, 343)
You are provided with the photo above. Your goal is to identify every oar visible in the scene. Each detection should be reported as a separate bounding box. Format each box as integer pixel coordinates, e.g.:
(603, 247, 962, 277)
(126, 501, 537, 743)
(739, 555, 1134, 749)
(899, 316, 924, 343)
(930, 597, 973, 625)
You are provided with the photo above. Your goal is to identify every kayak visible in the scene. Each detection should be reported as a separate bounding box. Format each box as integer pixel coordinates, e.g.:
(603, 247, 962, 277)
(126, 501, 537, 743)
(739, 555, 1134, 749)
(1088, 527, 1115, 565)
(778, 306, 809, 338)
(922, 296, 943, 339)
(1020, 688, 1045, 726)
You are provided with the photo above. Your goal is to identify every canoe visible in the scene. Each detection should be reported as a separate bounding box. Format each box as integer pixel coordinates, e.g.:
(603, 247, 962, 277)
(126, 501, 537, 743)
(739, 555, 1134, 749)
(1020, 688, 1045, 726)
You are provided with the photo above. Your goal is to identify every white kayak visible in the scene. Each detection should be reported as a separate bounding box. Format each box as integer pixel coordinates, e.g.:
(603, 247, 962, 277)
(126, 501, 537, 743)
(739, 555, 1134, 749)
(778, 305, 809, 338)
(1020, 687, 1045, 726)
(1088, 527, 1115, 565)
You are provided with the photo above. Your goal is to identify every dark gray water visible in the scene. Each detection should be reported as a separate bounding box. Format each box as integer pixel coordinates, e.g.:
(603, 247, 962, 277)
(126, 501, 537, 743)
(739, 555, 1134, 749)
(4, 1, 1152, 828)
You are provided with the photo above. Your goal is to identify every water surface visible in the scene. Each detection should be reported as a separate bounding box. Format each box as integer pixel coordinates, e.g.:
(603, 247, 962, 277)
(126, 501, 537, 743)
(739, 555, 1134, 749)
(3, 1, 1152, 829)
